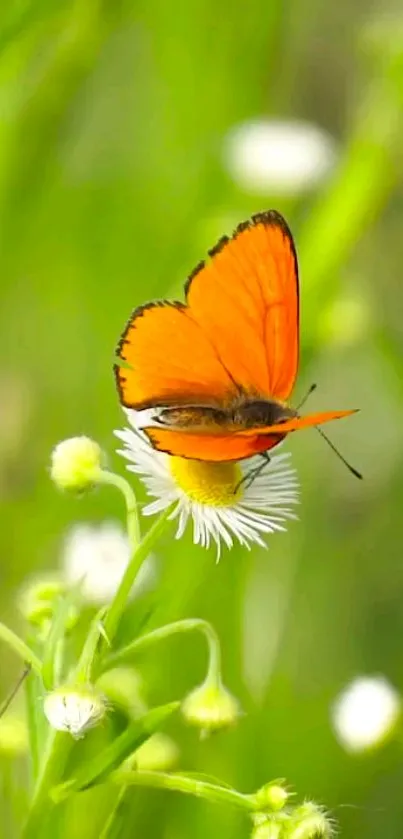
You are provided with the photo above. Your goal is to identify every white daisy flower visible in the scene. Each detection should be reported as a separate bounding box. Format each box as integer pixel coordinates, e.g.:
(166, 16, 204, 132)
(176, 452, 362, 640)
(331, 675, 401, 753)
(224, 118, 337, 196)
(115, 410, 299, 558)
(62, 520, 156, 603)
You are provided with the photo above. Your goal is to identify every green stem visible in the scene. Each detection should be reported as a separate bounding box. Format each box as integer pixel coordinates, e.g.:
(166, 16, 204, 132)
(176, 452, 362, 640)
(74, 607, 107, 683)
(22, 731, 72, 838)
(25, 668, 40, 784)
(103, 618, 221, 682)
(102, 509, 171, 645)
(204, 625, 222, 687)
(41, 593, 72, 690)
(98, 786, 128, 839)
(0, 622, 42, 675)
(25, 633, 47, 788)
(97, 470, 140, 549)
(111, 770, 257, 812)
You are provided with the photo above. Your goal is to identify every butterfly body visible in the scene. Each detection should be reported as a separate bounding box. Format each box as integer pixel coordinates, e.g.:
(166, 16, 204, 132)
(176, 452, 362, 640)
(155, 397, 295, 433)
(115, 210, 356, 462)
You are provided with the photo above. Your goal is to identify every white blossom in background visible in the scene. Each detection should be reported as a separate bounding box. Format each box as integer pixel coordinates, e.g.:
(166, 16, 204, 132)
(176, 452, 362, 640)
(331, 675, 401, 752)
(224, 118, 337, 196)
(62, 521, 156, 604)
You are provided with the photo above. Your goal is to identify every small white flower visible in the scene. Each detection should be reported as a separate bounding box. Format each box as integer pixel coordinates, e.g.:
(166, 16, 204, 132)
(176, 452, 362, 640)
(224, 118, 337, 196)
(44, 686, 107, 738)
(331, 675, 401, 752)
(115, 410, 299, 558)
(62, 520, 156, 603)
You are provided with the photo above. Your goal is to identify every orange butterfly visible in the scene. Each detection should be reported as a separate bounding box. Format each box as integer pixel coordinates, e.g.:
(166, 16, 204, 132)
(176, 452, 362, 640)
(115, 210, 356, 463)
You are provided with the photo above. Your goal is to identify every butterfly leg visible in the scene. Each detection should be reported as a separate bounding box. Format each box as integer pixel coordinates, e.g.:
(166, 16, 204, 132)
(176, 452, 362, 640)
(234, 452, 271, 494)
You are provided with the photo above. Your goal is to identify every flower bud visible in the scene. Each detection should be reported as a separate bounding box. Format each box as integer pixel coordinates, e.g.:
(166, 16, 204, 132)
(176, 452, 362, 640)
(252, 823, 283, 839)
(255, 781, 289, 812)
(181, 678, 241, 734)
(96, 667, 146, 717)
(50, 437, 103, 491)
(19, 577, 78, 632)
(251, 813, 287, 839)
(288, 802, 334, 839)
(134, 732, 179, 771)
(44, 685, 107, 738)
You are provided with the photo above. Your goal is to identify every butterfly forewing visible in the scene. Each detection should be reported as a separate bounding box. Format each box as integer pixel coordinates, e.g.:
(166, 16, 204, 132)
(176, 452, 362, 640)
(115, 211, 299, 412)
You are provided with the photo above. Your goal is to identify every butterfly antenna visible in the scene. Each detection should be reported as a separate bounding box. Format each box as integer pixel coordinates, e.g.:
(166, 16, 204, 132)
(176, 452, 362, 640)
(296, 383, 317, 411)
(315, 425, 363, 479)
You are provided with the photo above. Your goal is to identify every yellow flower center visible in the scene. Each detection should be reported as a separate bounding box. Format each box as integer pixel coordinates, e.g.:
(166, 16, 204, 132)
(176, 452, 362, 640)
(169, 457, 243, 506)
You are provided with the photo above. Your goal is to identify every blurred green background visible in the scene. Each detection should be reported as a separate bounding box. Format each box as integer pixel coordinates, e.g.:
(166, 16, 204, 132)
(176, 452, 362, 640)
(2, 0, 403, 836)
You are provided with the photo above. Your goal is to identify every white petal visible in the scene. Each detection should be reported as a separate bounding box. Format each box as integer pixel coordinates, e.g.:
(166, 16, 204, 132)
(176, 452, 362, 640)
(116, 418, 299, 554)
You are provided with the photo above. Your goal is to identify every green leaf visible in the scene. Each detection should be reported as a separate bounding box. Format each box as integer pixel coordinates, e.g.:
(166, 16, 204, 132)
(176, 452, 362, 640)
(51, 701, 179, 802)
(41, 588, 79, 690)
(74, 607, 107, 683)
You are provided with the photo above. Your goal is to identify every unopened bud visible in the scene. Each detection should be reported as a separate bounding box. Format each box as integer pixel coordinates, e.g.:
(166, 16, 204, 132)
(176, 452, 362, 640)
(252, 824, 283, 839)
(181, 679, 241, 734)
(96, 667, 146, 717)
(50, 437, 103, 491)
(251, 813, 288, 839)
(19, 577, 77, 631)
(44, 685, 107, 738)
(255, 781, 289, 812)
(134, 732, 179, 771)
(288, 802, 334, 838)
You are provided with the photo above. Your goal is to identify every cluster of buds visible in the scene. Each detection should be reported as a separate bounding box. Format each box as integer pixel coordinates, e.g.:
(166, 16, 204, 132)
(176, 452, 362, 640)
(20, 578, 78, 634)
(250, 785, 334, 839)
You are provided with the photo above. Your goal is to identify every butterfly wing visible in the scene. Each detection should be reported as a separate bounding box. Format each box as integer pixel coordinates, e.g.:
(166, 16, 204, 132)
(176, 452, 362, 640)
(144, 427, 285, 461)
(144, 409, 356, 461)
(115, 210, 299, 412)
(115, 302, 239, 411)
(185, 210, 299, 401)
